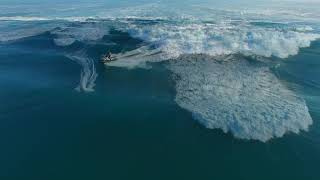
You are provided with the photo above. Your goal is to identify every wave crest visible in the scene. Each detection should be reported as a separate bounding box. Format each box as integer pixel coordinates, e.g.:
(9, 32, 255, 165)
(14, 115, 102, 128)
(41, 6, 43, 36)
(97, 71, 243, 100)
(125, 21, 320, 59)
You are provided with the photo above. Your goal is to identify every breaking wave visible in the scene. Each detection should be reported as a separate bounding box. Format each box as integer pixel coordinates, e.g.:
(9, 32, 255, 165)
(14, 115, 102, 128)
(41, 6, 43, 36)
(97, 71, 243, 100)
(1, 15, 319, 58)
(124, 20, 320, 59)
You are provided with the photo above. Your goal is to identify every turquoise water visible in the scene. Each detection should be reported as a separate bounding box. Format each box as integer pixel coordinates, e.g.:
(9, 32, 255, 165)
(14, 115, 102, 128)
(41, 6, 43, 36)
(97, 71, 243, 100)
(1, 1, 320, 179)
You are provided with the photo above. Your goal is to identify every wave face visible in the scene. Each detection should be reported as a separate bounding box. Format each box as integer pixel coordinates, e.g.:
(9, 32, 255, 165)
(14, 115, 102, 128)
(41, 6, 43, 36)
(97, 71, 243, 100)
(1, 1, 319, 141)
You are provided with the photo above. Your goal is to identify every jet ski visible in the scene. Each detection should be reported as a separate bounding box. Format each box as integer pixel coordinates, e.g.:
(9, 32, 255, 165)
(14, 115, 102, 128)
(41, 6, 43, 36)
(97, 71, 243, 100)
(102, 56, 117, 63)
(101, 52, 117, 63)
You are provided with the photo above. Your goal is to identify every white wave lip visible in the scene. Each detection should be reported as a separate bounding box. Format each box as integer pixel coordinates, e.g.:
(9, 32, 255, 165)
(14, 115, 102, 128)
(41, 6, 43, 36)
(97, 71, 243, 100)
(126, 21, 320, 59)
(169, 55, 313, 142)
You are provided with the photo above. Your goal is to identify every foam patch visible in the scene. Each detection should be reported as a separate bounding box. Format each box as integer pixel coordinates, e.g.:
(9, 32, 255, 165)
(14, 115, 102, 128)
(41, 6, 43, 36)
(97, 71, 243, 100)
(168, 55, 313, 142)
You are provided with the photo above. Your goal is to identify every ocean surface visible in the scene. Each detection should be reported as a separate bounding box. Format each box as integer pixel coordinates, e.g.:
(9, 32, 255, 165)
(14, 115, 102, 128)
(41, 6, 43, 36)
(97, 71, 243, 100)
(1, 0, 320, 179)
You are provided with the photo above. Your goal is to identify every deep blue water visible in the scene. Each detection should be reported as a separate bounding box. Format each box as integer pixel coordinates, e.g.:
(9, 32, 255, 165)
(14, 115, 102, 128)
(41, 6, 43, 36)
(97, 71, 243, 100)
(1, 1, 320, 179)
(0, 25, 319, 179)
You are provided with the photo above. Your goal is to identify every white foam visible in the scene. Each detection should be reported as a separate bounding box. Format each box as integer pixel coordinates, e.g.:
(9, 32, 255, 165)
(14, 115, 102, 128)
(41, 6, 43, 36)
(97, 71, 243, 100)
(0, 16, 93, 22)
(0, 16, 51, 21)
(66, 53, 98, 92)
(51, 23, 109, 46)
(168, 55, 313, 142)
(124, 21, 320, 59)
(1, 2, 319, 50)
(295, 26, 314, 32)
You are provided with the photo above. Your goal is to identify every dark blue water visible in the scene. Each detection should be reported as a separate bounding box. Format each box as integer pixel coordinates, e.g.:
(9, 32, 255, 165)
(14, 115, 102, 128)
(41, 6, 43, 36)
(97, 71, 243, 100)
(0, 20, 320, 180)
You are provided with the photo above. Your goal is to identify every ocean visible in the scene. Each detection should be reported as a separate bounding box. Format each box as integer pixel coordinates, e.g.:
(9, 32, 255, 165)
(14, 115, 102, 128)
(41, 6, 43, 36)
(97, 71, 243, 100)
(1, 0, 320, 179)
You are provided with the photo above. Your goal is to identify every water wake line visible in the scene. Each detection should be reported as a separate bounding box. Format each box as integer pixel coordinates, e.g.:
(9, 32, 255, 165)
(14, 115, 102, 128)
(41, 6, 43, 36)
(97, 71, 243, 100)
(66, 51, 98, 92)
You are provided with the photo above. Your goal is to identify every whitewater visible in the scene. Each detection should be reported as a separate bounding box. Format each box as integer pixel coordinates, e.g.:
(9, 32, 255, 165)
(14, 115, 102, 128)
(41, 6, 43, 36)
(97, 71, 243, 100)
(1, 0, 320, 142)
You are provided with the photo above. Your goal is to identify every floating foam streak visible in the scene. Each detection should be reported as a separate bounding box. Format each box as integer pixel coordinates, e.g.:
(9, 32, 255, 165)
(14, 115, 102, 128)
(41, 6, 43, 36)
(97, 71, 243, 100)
(67, 52, 98, 92)
(168, 55, 313, 142)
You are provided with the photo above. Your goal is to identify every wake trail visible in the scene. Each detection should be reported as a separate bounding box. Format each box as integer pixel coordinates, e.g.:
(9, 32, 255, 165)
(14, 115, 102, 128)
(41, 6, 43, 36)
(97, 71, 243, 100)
(66, 51, 98, 92)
